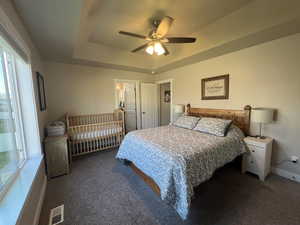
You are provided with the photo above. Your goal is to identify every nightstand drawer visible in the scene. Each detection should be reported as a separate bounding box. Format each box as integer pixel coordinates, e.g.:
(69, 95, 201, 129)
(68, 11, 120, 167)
(247, 144, 265, 159)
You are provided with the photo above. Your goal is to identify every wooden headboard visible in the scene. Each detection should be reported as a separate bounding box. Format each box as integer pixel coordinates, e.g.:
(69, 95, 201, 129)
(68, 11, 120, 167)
(186, 104, 252, 135)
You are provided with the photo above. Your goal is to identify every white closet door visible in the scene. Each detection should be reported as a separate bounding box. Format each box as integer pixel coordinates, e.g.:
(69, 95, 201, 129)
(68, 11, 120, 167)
(141, 83, 158, 129)
(124, 83, 137, 132)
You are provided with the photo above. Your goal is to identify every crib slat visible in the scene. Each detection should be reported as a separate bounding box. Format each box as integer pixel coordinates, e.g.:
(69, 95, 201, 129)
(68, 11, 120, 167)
(109, 129, 112, 147)
(85, 125, 88, 154)
(75, 141, 78, 155)
(105, 123, 108, 148)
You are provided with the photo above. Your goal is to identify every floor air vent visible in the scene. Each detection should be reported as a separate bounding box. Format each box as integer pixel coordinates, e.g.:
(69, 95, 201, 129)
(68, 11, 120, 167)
(49, 205, 64, 225)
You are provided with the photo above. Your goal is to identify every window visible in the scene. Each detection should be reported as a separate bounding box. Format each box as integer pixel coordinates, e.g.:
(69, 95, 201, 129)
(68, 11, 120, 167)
(0, 38, 26, 194)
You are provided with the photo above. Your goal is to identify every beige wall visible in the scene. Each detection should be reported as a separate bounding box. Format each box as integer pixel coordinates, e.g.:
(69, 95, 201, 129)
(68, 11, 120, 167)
(44, 62, 155, 121)
(155, 33, 300, 176)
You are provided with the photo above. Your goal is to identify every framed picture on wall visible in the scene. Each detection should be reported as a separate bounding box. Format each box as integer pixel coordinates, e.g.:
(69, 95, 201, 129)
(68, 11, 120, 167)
(201, 74, 229, 100)
(164, 90, 171, 103)
(36, 72, 47, 111)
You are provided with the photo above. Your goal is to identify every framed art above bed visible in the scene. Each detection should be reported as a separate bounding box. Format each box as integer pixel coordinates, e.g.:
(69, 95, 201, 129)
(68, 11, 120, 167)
(201, 74, 229, 100)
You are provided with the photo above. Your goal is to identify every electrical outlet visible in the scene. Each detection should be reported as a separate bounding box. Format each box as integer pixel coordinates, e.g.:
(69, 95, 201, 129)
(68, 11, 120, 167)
(291, 156, 298, 163)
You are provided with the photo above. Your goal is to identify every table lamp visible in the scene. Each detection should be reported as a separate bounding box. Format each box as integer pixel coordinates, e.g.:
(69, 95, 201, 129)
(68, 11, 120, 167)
(174, 104, 184, 114)
(251, 108, 274, 139)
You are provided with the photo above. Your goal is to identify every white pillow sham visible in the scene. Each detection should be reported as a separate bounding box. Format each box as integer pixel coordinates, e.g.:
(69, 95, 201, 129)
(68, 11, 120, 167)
(193, 117, 232, 136)
(173, 115, 200, 129)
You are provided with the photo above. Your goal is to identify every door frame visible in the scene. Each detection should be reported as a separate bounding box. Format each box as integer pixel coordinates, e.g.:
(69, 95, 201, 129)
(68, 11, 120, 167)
(114, 79, 142, 130)
(156, 79, 174, 123)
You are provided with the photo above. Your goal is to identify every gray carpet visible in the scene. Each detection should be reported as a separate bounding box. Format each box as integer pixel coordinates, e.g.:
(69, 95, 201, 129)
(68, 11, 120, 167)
(39, 148, 300, 225)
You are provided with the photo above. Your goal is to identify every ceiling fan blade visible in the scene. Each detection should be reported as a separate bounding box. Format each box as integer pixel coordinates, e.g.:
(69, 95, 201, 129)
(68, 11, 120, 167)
(131, 43, 149, 53)
(119, 31, 147, 39)
(166, 37, 196, 43)
(156, 16, 174, 38)
(161, 43, 170, 56)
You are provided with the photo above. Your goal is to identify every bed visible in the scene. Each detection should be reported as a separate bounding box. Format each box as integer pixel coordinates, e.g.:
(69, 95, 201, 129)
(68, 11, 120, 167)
(116, 104, 251, 219)
(66, 109, 125, 157)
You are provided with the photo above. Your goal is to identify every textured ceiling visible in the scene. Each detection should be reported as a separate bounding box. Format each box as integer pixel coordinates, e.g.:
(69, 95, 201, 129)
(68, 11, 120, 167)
(87, 0, 250, 51)
(13, 0, 300, 74)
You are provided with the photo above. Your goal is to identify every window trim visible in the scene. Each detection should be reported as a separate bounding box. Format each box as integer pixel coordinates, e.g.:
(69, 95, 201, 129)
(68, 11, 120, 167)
(0, 6, 31, 62)
(10, 54, 27, 157)
(0, 44, 28, 200)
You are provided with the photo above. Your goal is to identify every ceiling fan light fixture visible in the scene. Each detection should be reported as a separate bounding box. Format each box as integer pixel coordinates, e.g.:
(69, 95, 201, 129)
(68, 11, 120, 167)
(146, 45, 154, 55)
(119, 15, 196, 56)
(145, 42, 165, 56)
(154, 42, 165, 56)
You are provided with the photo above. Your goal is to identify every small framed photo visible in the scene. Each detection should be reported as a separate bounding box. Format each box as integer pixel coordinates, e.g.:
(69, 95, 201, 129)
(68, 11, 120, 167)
(36, 72, 47, 111)
(201, 74, 229, 100)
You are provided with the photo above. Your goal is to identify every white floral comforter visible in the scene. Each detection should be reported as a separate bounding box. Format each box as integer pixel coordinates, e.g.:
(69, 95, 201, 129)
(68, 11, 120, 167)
(116, 125, 246, 219)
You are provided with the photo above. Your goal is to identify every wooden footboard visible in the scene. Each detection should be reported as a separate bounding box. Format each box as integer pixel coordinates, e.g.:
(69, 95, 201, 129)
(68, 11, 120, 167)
(66, 109, 125, 157)
(129, 162, 161, 195)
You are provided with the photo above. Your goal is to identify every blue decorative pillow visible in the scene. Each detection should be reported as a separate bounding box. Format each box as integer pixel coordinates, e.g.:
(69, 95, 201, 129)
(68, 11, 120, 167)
(173, 116, 200, 129)
(193, 117, 232, 136)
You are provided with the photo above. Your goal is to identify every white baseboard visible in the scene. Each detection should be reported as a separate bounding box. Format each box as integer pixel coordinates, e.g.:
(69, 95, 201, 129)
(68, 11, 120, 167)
(33, 175, 47, 225)
(272, 167, 300, 183)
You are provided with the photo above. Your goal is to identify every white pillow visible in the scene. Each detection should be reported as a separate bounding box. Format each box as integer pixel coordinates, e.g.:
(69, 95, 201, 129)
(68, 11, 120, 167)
(173, 116, 200, 129)
(193, 117, 232, 136)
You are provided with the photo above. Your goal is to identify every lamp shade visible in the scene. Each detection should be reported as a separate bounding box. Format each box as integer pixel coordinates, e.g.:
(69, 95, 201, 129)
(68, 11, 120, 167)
(251, 108, 274, 124)
(174, 104, 184, 113)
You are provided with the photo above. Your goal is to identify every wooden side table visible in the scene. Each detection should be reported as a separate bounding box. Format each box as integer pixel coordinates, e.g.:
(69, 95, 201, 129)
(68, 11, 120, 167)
(242, 136, 273, 181)
(44, 134, 70, 178)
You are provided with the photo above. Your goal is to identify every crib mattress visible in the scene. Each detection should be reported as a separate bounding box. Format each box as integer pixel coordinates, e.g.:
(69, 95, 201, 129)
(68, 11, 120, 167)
(71, 125, 123, 140)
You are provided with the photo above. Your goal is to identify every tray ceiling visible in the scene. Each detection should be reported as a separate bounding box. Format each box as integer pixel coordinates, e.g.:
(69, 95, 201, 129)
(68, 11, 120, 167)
(87, 0, 250, 50)
(14, 0, 300, 74)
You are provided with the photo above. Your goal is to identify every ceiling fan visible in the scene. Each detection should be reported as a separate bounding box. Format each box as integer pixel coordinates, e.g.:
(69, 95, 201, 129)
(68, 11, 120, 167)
(118, 16, 196, 56)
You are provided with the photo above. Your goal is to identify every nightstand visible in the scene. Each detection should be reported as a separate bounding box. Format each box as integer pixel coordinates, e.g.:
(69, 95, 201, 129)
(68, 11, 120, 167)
(44, 134, 70, 178)
(242, 136, 273, 181)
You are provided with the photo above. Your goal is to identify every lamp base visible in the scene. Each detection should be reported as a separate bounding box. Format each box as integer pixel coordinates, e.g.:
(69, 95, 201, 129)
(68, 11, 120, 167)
(256, 123, 266, 139)
(252, 135, 266, 139)
(249, 135, 266, 139)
